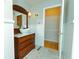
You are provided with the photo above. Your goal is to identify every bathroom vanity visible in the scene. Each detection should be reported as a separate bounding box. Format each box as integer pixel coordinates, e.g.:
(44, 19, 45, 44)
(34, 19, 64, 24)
(14, 33, 35, 59)
(13, 5, 35, 59)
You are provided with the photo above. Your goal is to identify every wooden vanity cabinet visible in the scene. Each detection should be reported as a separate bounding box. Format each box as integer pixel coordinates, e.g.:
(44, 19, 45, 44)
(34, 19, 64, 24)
(14, 33, 35, 59)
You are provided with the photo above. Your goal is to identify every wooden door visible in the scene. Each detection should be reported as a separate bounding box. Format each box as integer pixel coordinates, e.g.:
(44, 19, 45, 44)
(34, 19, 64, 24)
(44, 6, 61, 51)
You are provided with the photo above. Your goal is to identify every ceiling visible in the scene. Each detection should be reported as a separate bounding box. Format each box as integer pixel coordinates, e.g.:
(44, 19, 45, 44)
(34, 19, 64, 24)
(26, 0, 44, 4)
(13, 0, 61, 8)
(26, 0, 46, 6)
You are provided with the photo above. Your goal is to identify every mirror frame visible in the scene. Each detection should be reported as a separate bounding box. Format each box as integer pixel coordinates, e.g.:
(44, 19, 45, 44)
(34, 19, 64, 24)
(13, 4, 28, 28)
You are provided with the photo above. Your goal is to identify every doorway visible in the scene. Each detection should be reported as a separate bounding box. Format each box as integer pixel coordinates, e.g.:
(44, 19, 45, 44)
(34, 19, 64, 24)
(44, 5, 62, 58)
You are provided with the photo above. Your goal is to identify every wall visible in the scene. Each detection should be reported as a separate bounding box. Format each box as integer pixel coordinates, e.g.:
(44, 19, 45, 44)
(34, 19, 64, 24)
(4, 0, 14, 59)
(4, 21, 14, 59)
(5, 0, 13, 20)
(62, 0, 74, 59)
(72, 0, 79, 59)
(45, 16, 60, 42)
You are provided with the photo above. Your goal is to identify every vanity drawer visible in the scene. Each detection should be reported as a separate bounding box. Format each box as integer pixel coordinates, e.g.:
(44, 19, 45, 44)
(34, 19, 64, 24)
(17, 39, 35, 50)
(19, 43, 35, 57)
(18, 34, 35, 44)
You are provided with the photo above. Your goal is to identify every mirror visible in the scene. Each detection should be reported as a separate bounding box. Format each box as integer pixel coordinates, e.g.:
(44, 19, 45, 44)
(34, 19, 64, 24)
(13, 5, 28, 29)
(13, 11, 27, 29)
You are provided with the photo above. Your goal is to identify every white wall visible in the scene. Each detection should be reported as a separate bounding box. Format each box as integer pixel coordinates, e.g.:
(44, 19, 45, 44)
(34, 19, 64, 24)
(4, 0, 13, 20)
(72, 0, 79, 59)
(4, 0, 14, 59)
(4, 21, 14, 59)
(45, 16, 60, 42)
(0, 0, 4, 59)
(62, 0, 74, 59)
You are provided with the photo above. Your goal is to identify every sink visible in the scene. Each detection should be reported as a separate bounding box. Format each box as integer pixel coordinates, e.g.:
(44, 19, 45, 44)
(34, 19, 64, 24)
(20, 28, 30, 34)
(15, 28, 34, 38)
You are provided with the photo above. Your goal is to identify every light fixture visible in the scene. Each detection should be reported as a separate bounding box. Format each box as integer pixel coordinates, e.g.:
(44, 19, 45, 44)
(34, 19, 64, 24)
(28, 12, 32, 16)
(35, 13, 38, 16)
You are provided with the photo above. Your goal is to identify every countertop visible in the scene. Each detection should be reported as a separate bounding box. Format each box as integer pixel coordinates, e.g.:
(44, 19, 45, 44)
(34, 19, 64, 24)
(14, 32, 35, 38)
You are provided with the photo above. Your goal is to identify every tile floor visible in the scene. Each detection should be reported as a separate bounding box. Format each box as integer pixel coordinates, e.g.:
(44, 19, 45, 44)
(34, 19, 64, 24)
(23, 47, 59, 59)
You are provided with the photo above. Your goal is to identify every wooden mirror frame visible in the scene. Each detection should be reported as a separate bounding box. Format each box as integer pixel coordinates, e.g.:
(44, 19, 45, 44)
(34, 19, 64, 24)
(13, 4, 28, 28)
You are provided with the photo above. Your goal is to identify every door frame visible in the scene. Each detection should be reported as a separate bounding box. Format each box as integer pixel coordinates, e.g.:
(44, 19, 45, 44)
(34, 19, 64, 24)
(43, 3, 64, 59)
